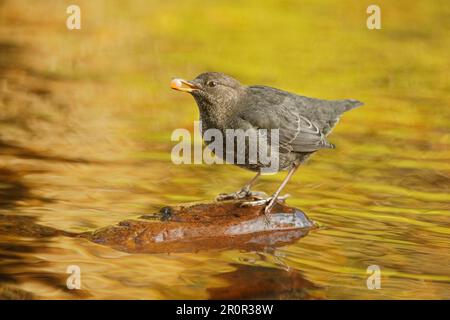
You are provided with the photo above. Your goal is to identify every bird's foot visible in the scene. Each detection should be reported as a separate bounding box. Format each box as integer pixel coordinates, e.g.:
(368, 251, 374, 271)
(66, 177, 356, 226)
(240, 194, 290, 207)
(216, 189, 268, 201)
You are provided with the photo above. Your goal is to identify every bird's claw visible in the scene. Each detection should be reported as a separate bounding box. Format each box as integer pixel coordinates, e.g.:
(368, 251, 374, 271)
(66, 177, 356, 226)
(240, 197, 270, 207)
(241, 194, 290, 229)
(216, 189, 249, 201)
(240, 194, 290, 207)
(216, 189, 268, 201)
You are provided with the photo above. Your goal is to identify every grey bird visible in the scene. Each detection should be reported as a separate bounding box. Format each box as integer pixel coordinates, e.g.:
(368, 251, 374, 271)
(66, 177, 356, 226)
(171, 72, 363, 219)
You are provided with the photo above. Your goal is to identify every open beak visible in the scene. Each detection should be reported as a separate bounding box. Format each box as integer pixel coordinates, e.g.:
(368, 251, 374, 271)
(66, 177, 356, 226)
(170, 78, 199, 93)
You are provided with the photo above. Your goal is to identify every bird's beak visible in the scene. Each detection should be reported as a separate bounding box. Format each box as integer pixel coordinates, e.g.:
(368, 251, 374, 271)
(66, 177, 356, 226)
(170, 78, 199, 93)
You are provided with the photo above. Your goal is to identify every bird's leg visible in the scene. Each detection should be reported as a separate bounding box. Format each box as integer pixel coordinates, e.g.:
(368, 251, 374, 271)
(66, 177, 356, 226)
(264, 163, 300, 218)
(216, 172, 265, 201)
(241, 163, 300, 223)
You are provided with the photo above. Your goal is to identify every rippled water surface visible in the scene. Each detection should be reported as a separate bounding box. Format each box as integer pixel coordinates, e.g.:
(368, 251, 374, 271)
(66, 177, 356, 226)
(0, 0, 449, 299)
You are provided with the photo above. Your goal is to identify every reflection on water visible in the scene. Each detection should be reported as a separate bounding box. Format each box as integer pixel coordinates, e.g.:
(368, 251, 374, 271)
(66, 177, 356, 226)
(207, 263, 321, 299)
(0, 0, 449, 299)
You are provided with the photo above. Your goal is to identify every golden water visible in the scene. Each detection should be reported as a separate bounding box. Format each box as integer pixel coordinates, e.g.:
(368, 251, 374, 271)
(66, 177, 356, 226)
(0, 0, 449, 299)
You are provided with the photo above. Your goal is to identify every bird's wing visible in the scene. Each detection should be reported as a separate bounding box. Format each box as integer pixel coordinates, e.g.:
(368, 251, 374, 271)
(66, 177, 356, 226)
(236, 86, 335, 153)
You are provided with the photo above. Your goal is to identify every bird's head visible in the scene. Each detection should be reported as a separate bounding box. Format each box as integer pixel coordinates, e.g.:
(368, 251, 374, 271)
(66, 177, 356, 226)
(171, 72, 243, 114)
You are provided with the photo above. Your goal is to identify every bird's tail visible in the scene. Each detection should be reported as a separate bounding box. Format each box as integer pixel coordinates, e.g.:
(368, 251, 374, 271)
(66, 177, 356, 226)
(321, 99, 363, 136)
(338, 99, 364, 114)
(321, 140, 336, 149)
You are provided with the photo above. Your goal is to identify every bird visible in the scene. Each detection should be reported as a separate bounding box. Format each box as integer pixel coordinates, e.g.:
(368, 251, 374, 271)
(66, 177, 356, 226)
(170, 72, 363, 221)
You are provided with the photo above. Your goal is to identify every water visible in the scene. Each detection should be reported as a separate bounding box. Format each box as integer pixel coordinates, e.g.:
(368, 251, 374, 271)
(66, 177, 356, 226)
(0, 0, 449, 299)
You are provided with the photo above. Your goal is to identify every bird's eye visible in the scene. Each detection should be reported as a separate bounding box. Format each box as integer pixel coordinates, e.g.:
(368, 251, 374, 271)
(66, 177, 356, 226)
(207, 81, 217, 87)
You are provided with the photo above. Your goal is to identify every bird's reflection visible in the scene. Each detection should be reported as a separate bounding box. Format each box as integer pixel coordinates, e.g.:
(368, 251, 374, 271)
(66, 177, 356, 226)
(208, 263, 321, 299)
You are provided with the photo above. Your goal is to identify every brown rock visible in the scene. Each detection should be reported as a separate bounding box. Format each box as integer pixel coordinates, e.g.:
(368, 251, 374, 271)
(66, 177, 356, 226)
(81, 199, 315, 254)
